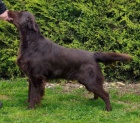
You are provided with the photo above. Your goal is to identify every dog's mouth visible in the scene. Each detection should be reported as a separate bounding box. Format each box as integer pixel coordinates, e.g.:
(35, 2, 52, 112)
(7, 11, 19, 24)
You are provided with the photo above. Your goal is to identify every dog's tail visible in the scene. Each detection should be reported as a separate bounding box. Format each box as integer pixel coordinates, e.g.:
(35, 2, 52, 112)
(94, 52, 132, 63)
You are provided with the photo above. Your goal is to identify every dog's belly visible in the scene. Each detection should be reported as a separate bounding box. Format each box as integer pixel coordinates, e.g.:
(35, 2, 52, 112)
(45, 68, 78, 80)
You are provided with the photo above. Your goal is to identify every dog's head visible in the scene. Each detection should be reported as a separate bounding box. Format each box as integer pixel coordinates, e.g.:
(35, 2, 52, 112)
(8, 11, 39, 31)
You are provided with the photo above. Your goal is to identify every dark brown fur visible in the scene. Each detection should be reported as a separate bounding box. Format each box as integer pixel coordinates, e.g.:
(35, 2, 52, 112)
(8, 11, 132, 111)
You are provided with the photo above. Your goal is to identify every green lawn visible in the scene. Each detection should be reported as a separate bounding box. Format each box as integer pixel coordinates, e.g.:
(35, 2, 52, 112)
(0, 78, 140, 123)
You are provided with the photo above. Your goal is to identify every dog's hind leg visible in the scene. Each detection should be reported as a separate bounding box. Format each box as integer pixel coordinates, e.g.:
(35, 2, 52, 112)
(94, 86, 111, 111)
(93, 93, 99, 100)
(87, 78, 112, 111)
(27, 76, 45, 109)
(78, 65, 112, 111)
(85, 81, 112, 111)
(89, 92, 98, 100)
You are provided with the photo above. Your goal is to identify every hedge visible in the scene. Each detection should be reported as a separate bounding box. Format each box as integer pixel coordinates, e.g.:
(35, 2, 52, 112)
(0, 0, 140, 81)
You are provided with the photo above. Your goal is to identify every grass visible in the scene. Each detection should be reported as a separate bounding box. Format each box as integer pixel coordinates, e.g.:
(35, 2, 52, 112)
(0, 78, 140, 123)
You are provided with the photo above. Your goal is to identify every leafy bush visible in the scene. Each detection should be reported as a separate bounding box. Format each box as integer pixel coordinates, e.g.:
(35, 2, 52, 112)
(0, 0, 140, 81)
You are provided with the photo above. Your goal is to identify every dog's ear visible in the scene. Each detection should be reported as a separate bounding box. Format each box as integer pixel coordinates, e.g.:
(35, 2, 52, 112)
(27, 17, 38, 31)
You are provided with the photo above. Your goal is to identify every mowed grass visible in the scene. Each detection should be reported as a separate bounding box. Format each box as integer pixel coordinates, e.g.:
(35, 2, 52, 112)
(0, 78, 140, 123)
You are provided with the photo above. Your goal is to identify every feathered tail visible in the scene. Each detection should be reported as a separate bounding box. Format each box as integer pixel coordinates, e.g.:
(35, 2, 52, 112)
(94, 52, 132, 63)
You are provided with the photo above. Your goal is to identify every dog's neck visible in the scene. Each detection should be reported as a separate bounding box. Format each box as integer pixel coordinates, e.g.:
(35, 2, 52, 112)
(18, 28, 42, 49)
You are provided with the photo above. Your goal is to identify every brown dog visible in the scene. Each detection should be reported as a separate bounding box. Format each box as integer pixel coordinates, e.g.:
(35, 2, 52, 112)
(8, 11, 132, 111)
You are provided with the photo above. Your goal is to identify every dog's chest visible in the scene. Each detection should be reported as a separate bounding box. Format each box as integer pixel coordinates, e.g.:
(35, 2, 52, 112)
(16, 54, 30, 74)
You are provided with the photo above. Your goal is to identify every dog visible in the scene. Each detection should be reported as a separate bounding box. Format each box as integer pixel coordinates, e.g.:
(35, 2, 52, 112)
(8, 11, 132, 111)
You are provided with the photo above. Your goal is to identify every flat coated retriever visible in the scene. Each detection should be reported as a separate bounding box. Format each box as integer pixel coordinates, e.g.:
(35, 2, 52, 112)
(8, 11, 132, 111)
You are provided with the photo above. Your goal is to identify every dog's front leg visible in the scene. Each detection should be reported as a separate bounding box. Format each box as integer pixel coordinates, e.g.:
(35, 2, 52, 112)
(25, 78, 31, 104)
(27, 76, 45, 109)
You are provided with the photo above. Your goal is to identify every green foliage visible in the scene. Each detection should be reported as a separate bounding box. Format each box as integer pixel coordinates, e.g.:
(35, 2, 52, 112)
(0, 0, 140, 81)
(0, 20, 20, 78)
